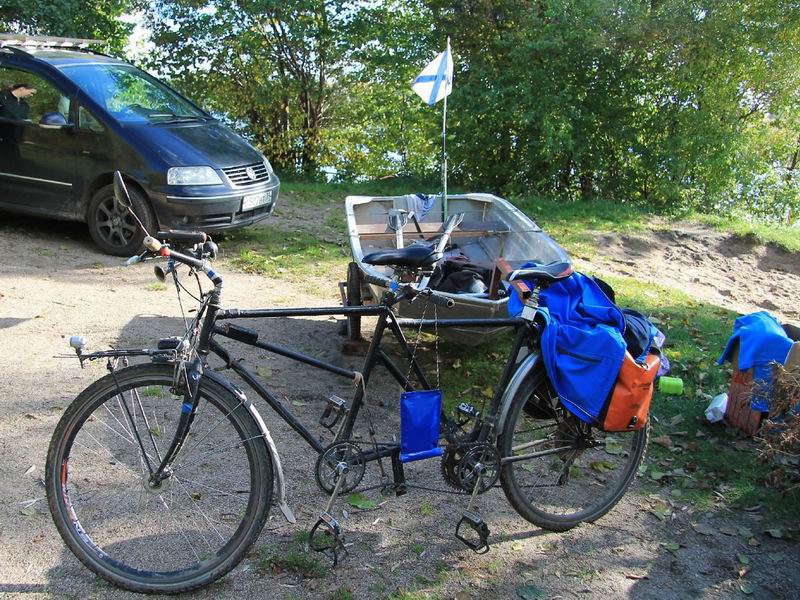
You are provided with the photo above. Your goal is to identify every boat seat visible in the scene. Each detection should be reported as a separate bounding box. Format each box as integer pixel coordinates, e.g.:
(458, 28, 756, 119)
(362, 245, 443, 269)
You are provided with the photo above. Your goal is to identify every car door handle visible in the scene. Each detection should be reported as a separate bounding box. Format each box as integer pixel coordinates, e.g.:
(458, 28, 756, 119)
(81, 150, 91, 155)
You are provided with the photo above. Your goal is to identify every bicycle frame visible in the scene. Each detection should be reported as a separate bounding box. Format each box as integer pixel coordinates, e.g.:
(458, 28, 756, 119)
(209, 301, 532, 464)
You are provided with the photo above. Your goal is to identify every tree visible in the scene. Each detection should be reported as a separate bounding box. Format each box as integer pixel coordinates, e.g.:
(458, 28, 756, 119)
(0, 0, 137, 53)
(429, 0, 800, 219)
(148, 0, 352, 176)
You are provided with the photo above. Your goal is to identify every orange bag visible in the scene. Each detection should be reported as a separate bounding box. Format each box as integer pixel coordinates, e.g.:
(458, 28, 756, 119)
(601, 352, 660, 431)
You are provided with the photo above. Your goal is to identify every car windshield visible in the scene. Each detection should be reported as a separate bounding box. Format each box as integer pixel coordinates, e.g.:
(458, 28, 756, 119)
(60, 63, 206, 124)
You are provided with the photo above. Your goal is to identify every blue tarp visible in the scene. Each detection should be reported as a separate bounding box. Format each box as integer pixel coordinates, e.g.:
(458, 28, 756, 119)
(509, 271, 626, 424)
(718, 311, 793, 411)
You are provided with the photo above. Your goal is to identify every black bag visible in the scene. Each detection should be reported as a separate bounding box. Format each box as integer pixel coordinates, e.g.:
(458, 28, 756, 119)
(592, 276, 655, 360)
(430, 260, 492, 294)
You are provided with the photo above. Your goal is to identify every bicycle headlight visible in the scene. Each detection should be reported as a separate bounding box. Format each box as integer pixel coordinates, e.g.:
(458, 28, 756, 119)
(167, 166, 223, 186)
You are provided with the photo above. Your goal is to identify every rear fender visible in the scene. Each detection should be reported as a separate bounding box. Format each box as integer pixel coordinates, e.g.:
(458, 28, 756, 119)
(202, 369, 296, 523)
(496, 351, 544, 433)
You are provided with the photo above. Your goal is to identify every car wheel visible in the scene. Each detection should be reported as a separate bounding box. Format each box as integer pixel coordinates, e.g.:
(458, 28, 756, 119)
(87, 183, 155, 256)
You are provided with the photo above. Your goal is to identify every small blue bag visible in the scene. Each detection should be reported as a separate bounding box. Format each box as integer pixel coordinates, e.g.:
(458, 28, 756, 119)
(399, 389, 444, 463)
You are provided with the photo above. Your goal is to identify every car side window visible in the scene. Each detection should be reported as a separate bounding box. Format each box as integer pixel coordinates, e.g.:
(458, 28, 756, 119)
(78, 105, 105, 133)
(0, 66, 70, 125)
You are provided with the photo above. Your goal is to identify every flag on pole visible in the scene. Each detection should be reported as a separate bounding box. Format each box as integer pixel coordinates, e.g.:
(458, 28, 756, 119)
(411, 41, 453, 106)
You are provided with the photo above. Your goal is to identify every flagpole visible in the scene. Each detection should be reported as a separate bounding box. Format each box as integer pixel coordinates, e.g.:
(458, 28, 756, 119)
(441, 38, 449, 220)
(442, 90, 448, 220)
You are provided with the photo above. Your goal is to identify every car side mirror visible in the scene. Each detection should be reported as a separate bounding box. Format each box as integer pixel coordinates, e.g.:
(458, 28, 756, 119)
(39, 112, 69, 129)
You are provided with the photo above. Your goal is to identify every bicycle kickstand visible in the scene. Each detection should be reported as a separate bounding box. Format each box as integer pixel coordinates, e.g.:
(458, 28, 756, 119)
(454, 466, 491, 554)
(309, 461, 349, 567)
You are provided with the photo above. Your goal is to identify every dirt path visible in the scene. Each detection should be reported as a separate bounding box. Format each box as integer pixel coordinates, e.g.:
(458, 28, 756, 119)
(0, 207, 798, 600)
(581, 221, 800, 323)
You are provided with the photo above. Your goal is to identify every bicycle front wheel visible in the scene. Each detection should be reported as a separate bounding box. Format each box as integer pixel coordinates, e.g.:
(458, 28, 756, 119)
(499, 368, 648, 531)
(46, 363, 273, 594)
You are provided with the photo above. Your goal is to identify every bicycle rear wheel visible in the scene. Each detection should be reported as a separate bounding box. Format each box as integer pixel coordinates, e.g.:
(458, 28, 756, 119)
(46, 363, 273, 594)
(499, 368, 648, 531)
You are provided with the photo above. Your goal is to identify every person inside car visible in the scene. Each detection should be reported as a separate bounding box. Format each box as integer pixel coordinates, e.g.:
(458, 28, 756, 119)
(0, 83, 37, 120)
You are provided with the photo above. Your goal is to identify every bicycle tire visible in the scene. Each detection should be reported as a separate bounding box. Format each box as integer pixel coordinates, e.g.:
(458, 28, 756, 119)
(46, 363, 273, 594)
(499, 367, 648, 531)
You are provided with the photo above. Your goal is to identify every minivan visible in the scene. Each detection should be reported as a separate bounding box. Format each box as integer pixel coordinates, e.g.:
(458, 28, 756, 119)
(0, 35, 279, 255)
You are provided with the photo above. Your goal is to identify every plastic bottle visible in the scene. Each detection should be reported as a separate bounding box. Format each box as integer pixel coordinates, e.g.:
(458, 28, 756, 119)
(658, 376, 684, 395)
(705, 393, 728, 423)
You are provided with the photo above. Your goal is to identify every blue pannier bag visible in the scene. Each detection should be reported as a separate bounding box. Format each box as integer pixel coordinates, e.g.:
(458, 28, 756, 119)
(509, 268, 627, 424)
(399, 389, 444, 463)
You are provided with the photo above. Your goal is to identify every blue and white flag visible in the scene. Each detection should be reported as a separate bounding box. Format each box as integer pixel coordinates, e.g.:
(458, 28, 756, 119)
(411, 41, 453, 106)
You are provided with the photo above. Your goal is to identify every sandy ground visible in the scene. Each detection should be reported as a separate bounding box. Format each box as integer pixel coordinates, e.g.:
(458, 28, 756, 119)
(0, 206, 798, 600)
(586, 221, 800, 324)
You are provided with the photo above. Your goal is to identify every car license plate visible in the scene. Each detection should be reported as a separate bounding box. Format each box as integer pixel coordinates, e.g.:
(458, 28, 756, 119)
(242, 192, 269, 212)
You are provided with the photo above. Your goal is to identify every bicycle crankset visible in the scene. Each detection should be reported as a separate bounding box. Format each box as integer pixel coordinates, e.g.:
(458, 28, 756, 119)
(440, 444, 467, 490)
(314, 441, 365, 494)
(454, 443, 501, 493)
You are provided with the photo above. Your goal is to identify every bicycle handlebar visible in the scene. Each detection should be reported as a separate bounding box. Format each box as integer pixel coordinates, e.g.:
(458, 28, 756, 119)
(426, 292, 455, 309)
(156, 230, 208, 245)
(128, 236, 208, 271)
(362, 271, 454, 309)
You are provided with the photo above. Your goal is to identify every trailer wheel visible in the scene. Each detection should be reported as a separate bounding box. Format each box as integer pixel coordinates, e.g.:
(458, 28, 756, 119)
(346, 262, 363, 341)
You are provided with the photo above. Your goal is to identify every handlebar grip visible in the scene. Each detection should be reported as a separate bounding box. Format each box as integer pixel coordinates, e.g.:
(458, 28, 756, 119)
(166, 248, 204, 270)
(427, 292, 455, 309)
(363, 272, 391, 287)
(157, 230, 208, 245)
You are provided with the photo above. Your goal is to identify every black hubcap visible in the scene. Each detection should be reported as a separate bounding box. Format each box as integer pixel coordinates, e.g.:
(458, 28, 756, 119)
(96, 196, 137, 247)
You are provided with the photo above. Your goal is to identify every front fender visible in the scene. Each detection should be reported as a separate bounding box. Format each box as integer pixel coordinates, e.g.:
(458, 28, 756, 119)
(496, 350, 544, 433)
(202, 369, 296, 524)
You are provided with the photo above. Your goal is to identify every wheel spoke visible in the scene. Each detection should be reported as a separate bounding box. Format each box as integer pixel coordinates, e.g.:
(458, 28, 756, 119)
(48, 366, 270, 590)
(501, 375, 647, 529)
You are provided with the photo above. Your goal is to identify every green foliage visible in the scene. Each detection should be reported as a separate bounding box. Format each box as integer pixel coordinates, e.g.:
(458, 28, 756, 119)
(0, 0, 137, 53)
(144, 0, 800, 221)
(147, 0, 352, 176)
(433, 0, 800, 220)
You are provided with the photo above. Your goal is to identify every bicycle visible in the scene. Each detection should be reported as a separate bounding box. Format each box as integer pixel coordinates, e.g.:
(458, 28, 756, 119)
(45, 173, 649, 594)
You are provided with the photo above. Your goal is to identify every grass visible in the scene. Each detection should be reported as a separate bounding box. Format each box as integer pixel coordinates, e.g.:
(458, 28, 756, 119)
(257, 530, 328, 580)
(258, 546, 327, 579)
(419, 500, 435, 517)
(601, 275, 800, 517)
(329, 586, 354, 600)
(691, 212, 800, 253)
(280, 178, 446, 207)
(387, 589, 441, 600)
(513, 196, 650, 259)
(509, 194, 799, 256)
(224, 227, 349, 280)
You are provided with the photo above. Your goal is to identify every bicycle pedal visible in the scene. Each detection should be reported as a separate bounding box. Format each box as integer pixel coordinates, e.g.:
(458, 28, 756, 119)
(455, 510, 491, 554)
(319, 395, 349, 430)
(309, 512, 347, 567)
(457, 402, 480, 419)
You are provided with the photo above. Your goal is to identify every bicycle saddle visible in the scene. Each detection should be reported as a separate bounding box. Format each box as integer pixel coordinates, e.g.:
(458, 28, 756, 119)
(507, 261, 573, 283)
(362, 245, 443, 269)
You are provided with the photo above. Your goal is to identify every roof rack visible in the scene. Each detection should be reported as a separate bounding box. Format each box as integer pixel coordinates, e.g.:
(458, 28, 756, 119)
(0, 34, 105, 50)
